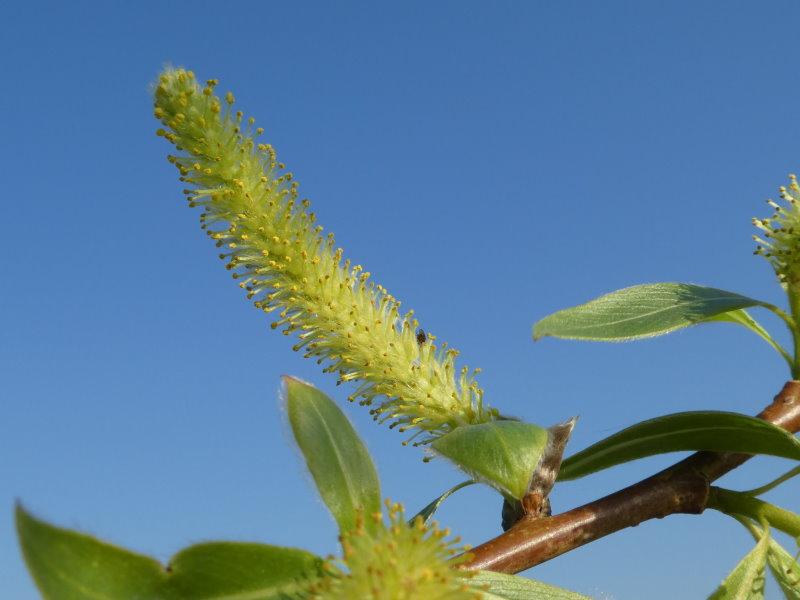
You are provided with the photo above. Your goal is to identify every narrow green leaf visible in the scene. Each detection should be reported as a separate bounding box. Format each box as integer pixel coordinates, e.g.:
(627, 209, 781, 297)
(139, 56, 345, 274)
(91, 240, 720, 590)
(471, 571, 591, 599)
(558, 411, 800, 482)
(708, 533, 769, 599)
(767, 539, 800, 600)
(409, 480, 476, 525)
(15, 503, 322, 600)
(533, 283, 769, 342)
(431, 421, 549, 500)
(284, 376, 381, 534)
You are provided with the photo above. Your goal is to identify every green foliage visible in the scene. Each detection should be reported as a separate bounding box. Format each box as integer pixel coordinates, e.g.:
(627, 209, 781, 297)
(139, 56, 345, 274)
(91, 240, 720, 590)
(431, 421, 550, 500)
(15, 504, 322, 600)
(533, 282, 778, 344)
(533, 282, 797, 373)
(283, 380, 587, 599)
(558, 411, 800, 481)
(285, 376, 381, 535)
(15, 363, 592, 600)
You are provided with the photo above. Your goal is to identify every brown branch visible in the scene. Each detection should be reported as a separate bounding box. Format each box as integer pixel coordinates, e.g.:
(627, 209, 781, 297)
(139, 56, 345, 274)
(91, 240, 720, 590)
(462, 380, 800, 574)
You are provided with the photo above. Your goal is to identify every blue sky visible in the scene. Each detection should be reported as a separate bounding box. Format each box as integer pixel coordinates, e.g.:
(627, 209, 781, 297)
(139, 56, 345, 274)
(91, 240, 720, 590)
(3, 1, 800, 598)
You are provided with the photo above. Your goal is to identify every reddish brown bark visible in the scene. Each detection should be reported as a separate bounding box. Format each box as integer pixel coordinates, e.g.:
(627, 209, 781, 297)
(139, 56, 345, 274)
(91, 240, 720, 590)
(463, 381, 800, 574)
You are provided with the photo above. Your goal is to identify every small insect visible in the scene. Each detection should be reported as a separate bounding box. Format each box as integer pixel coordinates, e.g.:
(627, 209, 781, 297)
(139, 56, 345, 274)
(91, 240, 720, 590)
(416, 329, 427, 346)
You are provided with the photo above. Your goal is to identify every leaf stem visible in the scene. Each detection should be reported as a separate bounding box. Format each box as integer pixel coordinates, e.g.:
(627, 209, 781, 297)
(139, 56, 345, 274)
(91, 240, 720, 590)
(750, 317, 794, 369)
(707, 486, 800, 539)
(763, 302, 798, 336)
(732, 513, 764, 539)
(757, 303, 799, 376)
(777, 290, 800, 378)
(742, 464, 800, 497)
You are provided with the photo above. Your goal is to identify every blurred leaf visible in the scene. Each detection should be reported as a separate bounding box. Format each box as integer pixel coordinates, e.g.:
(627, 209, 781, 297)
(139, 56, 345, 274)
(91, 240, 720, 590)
(431, 421, 549, 500)
(533, 283, 768, 342)
(708, 533, 769, 599)
(284, 376, 381, 534)
(16, 503, 163, 599)
(409, 480, 476, 525)
(16, 503, 322, 600)
(163, 541, 322, 598)
(559, 411, 800, 481)
(767, 539, 800, 599)
(471, 571, 590, 599)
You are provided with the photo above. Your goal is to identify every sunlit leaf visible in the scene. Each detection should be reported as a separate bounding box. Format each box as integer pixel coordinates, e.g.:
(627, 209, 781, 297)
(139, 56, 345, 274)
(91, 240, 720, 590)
(284, 376, 381, 534)
(559, 411, 800, 481)
(164, 541, 322, 598)
(431, 421, 549, 500)
(533, 283, 769, 342)
(16, 503, 322, 599)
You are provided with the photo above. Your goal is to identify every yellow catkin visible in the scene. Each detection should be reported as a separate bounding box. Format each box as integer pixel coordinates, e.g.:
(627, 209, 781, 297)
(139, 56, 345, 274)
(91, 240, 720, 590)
(754, 174, 800, 286)
(305, 502, 480, 600)
(153, 68, 498, 443)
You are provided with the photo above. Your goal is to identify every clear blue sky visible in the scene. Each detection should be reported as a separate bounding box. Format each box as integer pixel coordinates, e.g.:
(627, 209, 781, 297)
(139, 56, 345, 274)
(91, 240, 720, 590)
(3, 2, 800, 598)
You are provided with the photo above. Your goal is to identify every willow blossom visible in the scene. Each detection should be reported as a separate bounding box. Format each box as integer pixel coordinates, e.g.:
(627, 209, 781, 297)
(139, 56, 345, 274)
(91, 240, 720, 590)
(153, 68, 499, 443)
(306, 501, 479, 600)
(754, 174, 800, 287)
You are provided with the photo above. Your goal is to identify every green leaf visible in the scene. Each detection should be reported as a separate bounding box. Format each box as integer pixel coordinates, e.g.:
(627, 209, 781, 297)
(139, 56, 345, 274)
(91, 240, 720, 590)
(409, 480, 476, 525)
(767, 539, 800, 600)
(284, 376, 381, 534)
(558, 411, 800, 482)
(533, 283, 770, 342)
(431, 421, 549, 500)
(470, 571, 591, 599)
(15, 503, 322, 600)
(163, 542, 321, 598)
(709, 533, 769, 599)
(16, 503, 164, 600)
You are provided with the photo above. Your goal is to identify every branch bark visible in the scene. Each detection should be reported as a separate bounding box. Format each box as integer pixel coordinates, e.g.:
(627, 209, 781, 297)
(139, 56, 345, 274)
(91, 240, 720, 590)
(462, 380, 800, 574)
